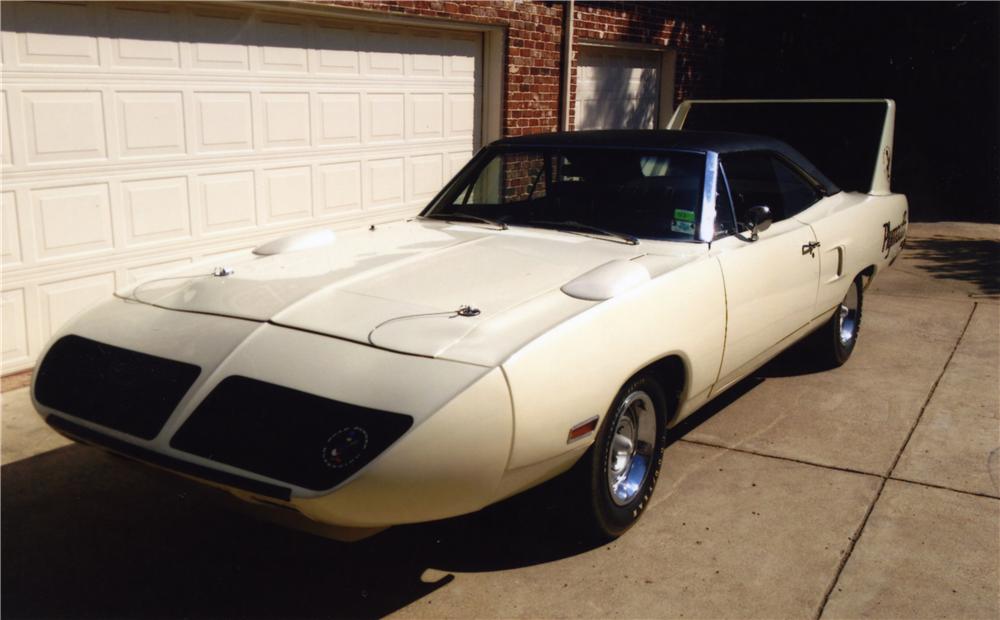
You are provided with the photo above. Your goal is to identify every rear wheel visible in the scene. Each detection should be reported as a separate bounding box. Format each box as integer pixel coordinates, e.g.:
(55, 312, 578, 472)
(583, 374, 668, 540)
(815, 275, 864, 367)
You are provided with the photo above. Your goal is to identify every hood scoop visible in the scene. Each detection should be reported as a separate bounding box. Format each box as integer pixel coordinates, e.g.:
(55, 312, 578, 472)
(561, 259, 651, 301)
(253, 229, 336, 256)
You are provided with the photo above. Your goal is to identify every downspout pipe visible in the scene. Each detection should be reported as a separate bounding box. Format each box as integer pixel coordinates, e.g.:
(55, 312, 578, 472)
(559, 0, 574, 131)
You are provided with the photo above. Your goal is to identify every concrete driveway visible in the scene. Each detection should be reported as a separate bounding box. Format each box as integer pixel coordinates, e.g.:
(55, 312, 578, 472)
(2, 222, 998, 619)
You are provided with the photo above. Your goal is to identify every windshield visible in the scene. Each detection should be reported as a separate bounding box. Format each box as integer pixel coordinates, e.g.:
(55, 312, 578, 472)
(423, 147, 707, 242)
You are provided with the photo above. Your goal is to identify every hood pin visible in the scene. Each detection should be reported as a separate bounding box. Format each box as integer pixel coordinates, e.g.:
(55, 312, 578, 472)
(456, 305, 481, 317)
(212, 266, 235, 277)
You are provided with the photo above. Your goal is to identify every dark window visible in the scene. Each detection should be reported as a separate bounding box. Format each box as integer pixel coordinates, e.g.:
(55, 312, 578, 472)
(772, 157, 823, 216)
(722, 152, 822, 225)
(430, 148, 707, 241)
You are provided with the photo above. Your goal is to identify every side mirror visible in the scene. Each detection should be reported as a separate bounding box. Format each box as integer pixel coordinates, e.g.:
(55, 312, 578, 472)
(746, 205, 773, 240)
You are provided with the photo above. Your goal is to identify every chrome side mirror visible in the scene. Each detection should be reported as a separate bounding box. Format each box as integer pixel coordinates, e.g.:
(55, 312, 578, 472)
(746, 205, 773, 240)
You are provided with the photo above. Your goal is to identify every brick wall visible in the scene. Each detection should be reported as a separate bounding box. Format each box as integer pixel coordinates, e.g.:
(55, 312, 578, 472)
(313, 1, 725, 137)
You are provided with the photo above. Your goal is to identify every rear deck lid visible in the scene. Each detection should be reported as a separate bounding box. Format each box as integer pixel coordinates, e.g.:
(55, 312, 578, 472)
(669, 99, 896, 195)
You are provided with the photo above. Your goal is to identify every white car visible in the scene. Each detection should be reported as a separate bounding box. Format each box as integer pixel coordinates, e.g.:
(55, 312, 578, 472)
(32, 100, 907, 540)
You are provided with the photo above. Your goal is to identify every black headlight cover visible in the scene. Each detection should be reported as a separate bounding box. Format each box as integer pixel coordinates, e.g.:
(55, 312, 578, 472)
(35, 335, 201, 440)
(170, 376, 414, 491)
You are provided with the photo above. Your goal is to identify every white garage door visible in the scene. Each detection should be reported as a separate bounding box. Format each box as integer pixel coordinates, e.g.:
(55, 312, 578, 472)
(0, 2, 483, 374)
(574, 46, 661, 130)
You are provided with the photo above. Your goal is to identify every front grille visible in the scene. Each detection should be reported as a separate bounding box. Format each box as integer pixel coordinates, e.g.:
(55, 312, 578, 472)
(171, 376, 413, 491)
(35, 335, 201, 440)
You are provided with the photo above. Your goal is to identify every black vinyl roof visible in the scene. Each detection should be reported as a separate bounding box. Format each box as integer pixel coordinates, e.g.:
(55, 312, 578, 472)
(493, 129, 840, 194)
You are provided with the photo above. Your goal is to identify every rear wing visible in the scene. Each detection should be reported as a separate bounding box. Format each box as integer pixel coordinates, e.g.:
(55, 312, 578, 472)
(668, 99, 896, 195)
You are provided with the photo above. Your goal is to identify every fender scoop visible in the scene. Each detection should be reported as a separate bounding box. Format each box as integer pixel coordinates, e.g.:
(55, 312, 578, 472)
(561, 260, 651, 301)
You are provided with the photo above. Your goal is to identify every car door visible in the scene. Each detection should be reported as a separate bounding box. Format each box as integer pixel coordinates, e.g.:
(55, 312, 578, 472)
(710, 151, 824, 393)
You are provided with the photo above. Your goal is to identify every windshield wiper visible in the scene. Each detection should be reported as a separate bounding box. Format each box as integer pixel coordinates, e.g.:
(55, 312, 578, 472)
(524, 220, 638, 245)
(421, 212, 508, 230)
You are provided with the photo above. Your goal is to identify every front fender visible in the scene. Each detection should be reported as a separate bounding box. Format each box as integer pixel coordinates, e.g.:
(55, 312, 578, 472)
(500, 256, 726, 472)
(292, 368, 512, 527)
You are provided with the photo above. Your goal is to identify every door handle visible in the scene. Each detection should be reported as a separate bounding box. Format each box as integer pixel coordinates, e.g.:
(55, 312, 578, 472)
(802, 241, 821, 256)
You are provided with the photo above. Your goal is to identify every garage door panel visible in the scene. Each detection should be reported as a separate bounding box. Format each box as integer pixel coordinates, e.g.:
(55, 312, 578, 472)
(257, 17, 310, 73)
(33, 183, 113, 261)
(198, 170, 257, 234)
(1, 191, 22, 267)
(367, 157, 405, 208)
(11, 2, 101, 67)
(448, 93, 476, 137)
(115, 91, 186, 158)
(261, 165, 313, 224)
(364, 29, 406, 76)
(259, 92, 311, 150)
(408, 154, 445, 203)
(194, 91, 253, 153)
(1, 90, 11, 166)
(121, 176, 191, 247)
(447, 150, 474, 178)
(366, 93, 406, 142)
(315, 92, 361, 146)
(447, 35, 480, 78)
(22, 90, 107, 163)
(109, 5, 181, 69)
(1, 288, 30, 365)
(313, 25, 360, 74)
(1, 1, 482, 373)
(408, 33, 446, 77)
(319, 161, 363, 214)
(188, 10, 252, 71)
(409, 93, 444, 139)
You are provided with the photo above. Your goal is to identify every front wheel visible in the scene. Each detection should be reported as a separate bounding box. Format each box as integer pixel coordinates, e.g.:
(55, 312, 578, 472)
(583, 374, 668, 540)
(814, 274, 864, 367)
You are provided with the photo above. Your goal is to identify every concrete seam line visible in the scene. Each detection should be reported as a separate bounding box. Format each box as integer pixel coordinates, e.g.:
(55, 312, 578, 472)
(814, 301, 978, 620)
(679, 438, 1000, 501)
(886, 475, 1000, 502)
(677, 438, 880, 479)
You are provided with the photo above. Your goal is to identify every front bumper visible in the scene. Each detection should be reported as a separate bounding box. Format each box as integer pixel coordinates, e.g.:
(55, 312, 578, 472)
(33, 297, 513, 527)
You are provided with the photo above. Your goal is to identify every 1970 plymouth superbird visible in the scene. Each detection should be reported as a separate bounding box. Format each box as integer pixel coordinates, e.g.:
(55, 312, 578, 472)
(32, 100, 907, 540)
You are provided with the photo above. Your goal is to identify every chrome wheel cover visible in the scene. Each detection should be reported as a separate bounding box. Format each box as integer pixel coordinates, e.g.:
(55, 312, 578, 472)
(838, 281, 860, 347)
(607, 390, 657, 506)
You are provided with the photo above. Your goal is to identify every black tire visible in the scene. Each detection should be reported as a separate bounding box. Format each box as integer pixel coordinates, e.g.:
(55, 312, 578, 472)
(814, 275, 864, 368)
(582, 374, 669, 540)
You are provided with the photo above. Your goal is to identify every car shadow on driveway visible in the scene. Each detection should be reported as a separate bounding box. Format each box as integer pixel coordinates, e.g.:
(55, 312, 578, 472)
(0, 442, 609, 619)
(1, 375, 786, 619)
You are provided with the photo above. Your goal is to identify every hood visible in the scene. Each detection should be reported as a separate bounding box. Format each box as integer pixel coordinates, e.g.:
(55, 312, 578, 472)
(122, 221, 702, 365)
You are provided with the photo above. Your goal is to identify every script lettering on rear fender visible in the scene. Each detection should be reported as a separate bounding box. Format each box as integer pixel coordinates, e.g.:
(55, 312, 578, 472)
(882, 212, 907, 258)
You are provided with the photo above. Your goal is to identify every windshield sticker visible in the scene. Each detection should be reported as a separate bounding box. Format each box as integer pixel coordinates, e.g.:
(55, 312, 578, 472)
(671, 220, 695, 235)
(671, 209, 696, 235)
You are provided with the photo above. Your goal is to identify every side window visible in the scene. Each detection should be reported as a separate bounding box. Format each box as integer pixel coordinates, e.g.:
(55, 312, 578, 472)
(722, 152, 822, 224)
(771, 157, 822, 216)
(722, 152, 783, 224)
